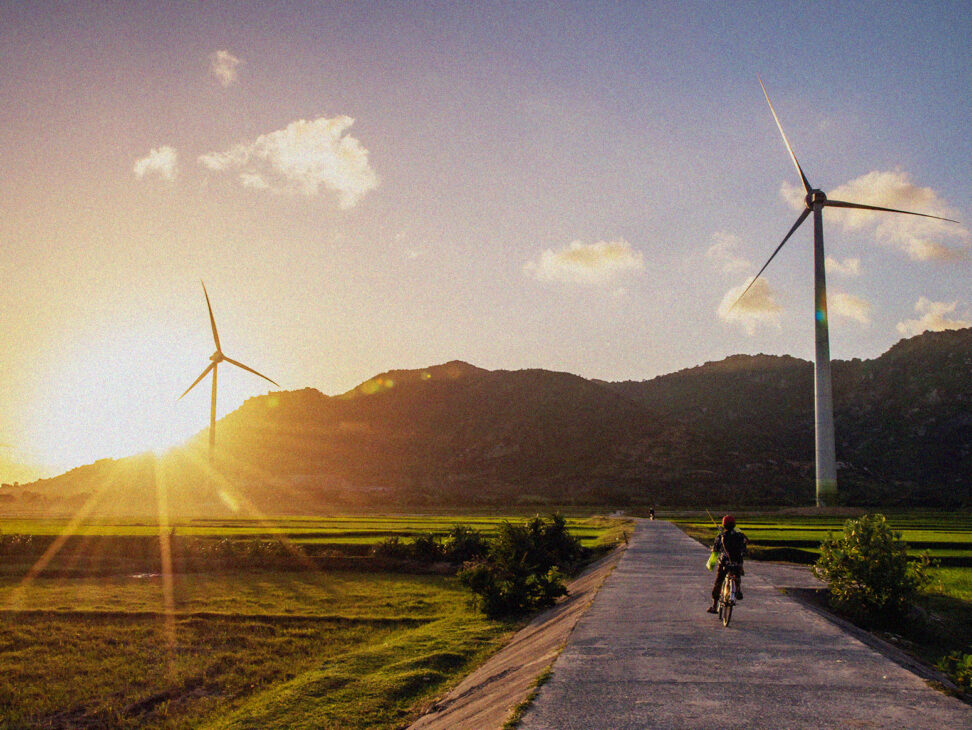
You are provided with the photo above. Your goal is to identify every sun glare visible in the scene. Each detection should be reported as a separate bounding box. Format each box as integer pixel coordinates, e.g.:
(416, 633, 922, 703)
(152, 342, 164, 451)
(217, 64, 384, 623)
(23, 323, 238, 471)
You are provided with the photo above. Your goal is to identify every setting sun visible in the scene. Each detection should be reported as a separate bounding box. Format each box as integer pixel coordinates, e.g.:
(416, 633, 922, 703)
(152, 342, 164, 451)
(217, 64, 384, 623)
(21, 315, 277, 471)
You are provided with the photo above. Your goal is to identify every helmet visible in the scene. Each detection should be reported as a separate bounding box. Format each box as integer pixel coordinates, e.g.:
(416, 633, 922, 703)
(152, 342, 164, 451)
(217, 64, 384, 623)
(722, 514, 736, 529)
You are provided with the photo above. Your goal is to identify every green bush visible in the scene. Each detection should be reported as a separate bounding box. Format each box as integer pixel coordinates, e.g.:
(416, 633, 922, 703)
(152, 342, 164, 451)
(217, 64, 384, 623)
(812, 514, 931, 621)
(372, 532, 447, 563)
(458, 514, 584, 617)
(0, 533, 33, 556)
(180, 537, 294, 569)
(442, 524, 487, 564)
(936, 653, 972, 691)
(410, 532, 444, 562)
(372, 536, 411, 560)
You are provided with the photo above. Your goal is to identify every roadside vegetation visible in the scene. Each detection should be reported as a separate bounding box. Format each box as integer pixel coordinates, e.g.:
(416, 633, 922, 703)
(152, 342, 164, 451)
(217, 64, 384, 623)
(671, 509, 972, 695)
(0, 513, 625, 727)
(458, 515, 585, 617)
(811, 514, 931, 621)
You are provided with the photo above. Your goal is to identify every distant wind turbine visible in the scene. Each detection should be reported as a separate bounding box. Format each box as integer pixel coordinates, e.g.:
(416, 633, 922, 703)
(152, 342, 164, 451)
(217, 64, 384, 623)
(179, 282, 279, 465)
(732, 77, 958, 507)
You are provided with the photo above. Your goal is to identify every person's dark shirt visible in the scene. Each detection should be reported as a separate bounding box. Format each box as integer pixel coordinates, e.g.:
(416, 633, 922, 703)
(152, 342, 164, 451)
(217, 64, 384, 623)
(713, 528, 748, 563)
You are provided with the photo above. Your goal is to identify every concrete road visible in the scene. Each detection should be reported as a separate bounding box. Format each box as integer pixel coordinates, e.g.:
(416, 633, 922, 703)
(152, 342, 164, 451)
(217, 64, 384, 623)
(520, 519, 971, 729)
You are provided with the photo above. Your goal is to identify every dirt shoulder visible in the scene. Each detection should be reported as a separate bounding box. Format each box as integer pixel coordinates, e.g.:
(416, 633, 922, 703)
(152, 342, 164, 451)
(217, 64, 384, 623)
(408, 543, 627, 730)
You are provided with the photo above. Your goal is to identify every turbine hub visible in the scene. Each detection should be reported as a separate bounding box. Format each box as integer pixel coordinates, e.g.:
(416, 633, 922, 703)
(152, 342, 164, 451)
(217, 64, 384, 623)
(210, 351, 224, 363)
(805, 189, 827, 208)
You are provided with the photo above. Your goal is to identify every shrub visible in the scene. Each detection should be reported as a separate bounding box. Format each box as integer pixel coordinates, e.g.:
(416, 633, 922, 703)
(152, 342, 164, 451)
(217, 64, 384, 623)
(458, 514, 584, 617)
(372, 536, 411, 560)
(372, 533, 444, 563)
(936, 653, 972, 691)
(179, 537, 294, 569)
(442, 524, 487, 564)
(0, 533, 33, 556)
(812, 514, 931, 621)
(410, 532, 444, 563)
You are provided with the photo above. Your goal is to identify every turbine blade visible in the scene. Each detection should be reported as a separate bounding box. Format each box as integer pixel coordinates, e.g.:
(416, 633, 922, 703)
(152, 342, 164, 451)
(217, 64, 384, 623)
(824, 199, 959, 224)
(758, 76, 812, 194)
(223, 357, 279, 388)
(178, 362, 215, 400)
(729, 209, 811, 312)
(201, 281, 221, 352)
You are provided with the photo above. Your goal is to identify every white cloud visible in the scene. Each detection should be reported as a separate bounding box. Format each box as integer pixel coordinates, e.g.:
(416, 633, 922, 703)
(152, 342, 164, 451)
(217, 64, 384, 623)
(706, 232, 753, 274)
(209, 50, 242, 87)
(198, 115, 379, 208)
(896, 297, 971, 337)
(239, 172, 270, 190)
(717, 278, 782, 336)
(523, 239, 644, 285)
(830, 292, 871, 325)
(133, 145, 178, 180)
(825, 256, 860, 277)
(781, 169, 968, 261)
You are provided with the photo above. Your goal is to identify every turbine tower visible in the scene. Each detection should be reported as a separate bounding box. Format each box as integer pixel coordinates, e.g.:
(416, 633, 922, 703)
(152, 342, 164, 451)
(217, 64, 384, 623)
(179, 282, 279, 466)
(733, 78, 957, 507)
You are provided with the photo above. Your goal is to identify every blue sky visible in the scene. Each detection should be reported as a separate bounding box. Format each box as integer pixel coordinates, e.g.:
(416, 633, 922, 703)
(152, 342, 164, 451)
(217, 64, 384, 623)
(1, 1, 969, 477)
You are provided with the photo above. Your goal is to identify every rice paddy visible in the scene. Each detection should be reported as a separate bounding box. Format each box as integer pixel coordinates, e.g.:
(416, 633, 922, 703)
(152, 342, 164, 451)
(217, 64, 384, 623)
(0, 513, 625, 728)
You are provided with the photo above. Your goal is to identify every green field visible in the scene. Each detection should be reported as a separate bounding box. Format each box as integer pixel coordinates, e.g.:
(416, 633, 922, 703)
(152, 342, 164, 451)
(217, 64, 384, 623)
(0, 570, 517, 728)
(0, 514, 626, 728)
(671, 511, 972, 564)
(0, 514, 611, 547)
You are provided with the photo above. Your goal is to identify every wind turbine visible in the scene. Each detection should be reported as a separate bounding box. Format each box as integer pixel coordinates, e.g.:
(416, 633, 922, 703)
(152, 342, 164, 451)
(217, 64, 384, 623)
(179, 282, 279, 466)
(732, 77, 958, 507)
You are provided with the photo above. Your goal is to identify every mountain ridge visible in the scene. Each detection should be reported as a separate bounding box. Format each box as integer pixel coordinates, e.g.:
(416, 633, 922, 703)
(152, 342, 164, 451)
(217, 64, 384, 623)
(4, 328, 969, 514)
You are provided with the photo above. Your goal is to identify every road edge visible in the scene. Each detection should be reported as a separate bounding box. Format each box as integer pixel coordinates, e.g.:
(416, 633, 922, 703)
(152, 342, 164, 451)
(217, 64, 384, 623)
(408, 537, 629, 730)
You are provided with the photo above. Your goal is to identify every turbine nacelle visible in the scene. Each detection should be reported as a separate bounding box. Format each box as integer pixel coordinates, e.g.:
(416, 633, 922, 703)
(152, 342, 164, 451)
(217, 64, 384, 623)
(806, 189, 827, 208)
(178, 281, 279, 408)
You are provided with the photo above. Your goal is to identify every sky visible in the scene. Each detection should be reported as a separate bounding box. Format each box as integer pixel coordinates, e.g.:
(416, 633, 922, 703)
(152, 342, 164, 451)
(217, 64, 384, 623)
(1, 1, 970, 481)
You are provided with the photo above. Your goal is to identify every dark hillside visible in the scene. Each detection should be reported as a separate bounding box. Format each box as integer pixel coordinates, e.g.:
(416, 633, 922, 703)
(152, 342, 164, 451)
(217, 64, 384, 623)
(214, 363, 691, 506)
(832, 328, 972, 504)
(5, 329, 970, 514)
(607, 327, 972, 505)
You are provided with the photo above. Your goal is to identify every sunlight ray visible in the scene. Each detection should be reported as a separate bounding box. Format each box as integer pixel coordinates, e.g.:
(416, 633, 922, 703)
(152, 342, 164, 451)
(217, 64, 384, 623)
(154, 457, 177, 671)
(182, 449, 317, 570)
(5, 463, 128, 610)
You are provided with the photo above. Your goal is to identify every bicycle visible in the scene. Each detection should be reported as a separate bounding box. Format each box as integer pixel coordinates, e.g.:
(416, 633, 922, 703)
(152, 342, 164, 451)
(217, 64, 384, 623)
(717, 560, 742, 627)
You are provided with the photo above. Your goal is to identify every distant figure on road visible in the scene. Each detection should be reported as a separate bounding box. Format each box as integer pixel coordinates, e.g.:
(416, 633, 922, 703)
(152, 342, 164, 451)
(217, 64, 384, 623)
(706, 514, 748, 613)
(648, 506, 655, 520)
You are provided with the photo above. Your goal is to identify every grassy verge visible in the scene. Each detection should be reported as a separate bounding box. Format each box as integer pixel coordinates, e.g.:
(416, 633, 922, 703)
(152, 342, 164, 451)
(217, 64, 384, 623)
(502, 664, 553, 729)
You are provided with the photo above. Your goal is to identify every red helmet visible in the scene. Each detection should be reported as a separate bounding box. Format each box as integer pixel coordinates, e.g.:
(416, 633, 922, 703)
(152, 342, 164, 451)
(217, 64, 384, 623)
(722, 514, 736, 529)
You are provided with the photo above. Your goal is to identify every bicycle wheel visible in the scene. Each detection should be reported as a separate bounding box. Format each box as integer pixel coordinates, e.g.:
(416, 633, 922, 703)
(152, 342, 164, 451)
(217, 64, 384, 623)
(720, 577, 733, 627)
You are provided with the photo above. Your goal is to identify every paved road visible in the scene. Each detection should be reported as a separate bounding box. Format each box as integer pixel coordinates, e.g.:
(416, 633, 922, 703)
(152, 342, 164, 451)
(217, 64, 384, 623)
(520, 519, 971, 729)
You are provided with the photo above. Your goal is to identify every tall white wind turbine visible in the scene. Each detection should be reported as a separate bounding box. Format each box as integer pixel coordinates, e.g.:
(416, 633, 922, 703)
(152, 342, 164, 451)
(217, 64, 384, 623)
(732, 78, 958, 507)
(179, 282, 279, 466)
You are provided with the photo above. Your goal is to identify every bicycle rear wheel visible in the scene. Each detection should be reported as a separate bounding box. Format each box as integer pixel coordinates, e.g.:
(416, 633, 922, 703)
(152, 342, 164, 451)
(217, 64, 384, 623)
(720, 577, 733, 627)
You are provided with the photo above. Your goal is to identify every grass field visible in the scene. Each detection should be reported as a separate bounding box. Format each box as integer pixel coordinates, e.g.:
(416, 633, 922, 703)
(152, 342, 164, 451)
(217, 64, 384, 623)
(0, 514, 613, 547)
(0, 570, 517, 728)
(671, 510, 972, 564)
(0, 513, 626, 728)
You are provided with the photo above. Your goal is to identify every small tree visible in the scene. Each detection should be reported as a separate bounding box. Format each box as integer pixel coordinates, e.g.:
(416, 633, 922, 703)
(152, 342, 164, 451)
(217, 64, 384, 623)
(812, 514, 931, 622)
(372, 536, 410, 560)
(458, 515, 583, 617)
(409, 532, 444, 562)
(442, 524, 487, 564)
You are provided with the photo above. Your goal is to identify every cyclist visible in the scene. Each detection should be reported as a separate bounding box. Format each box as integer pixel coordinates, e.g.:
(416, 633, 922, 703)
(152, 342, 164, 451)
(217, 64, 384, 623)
(706, 514, 748, 614)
